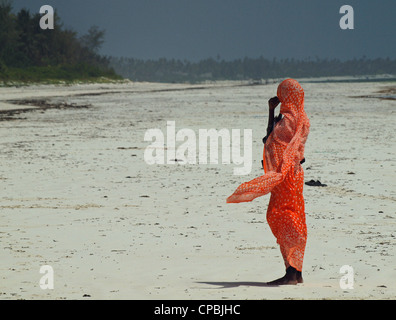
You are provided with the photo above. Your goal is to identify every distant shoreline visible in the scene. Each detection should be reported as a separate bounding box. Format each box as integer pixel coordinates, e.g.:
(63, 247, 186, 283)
(1, 76, 394, 121)
(2, 73, 395, 88)
(298, 75, 396, 84)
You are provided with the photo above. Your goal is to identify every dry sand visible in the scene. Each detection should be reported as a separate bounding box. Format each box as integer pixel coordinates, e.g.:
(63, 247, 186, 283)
(0, 79, 395, 300)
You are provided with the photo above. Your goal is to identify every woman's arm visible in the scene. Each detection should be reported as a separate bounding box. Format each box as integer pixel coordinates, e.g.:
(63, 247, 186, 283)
(263, 96, 280, 144)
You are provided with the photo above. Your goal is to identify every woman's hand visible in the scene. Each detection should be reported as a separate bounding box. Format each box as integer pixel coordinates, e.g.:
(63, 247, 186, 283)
(268, 96, 280, 111)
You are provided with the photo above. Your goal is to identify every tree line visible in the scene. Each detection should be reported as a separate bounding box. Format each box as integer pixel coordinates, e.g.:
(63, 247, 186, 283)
(1, 1, 395, 84)
(0, 0, 119, 82)
(110, 56, 396, 83)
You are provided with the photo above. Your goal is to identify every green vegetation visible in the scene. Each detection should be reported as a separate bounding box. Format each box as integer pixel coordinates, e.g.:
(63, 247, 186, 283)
(1, 64, 122, 84)
(0, 1, 121, 85)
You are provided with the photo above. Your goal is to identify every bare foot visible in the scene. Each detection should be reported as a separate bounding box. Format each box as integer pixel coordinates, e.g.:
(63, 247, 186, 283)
(297, 271, 304, 284)
(266, 275, 298, 286)
(266, 267, 303, 286)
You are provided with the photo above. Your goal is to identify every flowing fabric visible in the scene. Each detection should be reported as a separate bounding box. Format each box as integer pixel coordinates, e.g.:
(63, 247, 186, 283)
(227, 79, 310, 271)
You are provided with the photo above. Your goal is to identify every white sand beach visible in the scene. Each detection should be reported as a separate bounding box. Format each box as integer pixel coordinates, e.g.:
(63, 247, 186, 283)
(0, 79, 395, 300)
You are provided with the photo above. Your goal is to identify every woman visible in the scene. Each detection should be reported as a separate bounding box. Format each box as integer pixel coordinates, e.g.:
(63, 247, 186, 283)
(227, 79, 310, 285)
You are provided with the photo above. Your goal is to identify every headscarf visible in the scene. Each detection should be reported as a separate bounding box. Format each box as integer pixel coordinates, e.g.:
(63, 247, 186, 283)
(227, 79, 310, 203)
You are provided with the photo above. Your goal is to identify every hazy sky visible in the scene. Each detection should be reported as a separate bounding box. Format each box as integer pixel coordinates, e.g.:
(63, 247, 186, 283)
(12, 0, 396, 61)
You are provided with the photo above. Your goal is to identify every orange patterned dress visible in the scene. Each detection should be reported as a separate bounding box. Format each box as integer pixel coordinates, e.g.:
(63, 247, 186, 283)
(227, 79, 310, 271)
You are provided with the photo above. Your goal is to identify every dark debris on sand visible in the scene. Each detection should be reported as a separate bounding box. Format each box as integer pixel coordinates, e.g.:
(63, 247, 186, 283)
(305, 180, 327, 187)
(0, 99, 91, 121)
